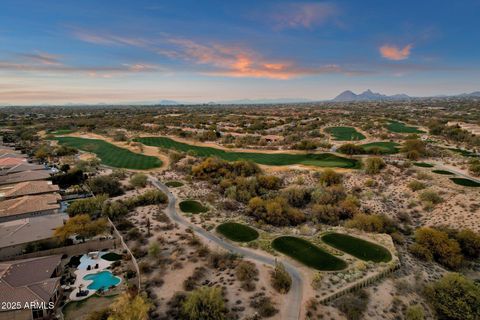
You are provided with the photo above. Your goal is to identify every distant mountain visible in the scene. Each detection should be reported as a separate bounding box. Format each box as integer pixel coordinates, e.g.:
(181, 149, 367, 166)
(460, 91, 480, 97)
(213, 98, 313, 105)
(332, 89, 411, 102)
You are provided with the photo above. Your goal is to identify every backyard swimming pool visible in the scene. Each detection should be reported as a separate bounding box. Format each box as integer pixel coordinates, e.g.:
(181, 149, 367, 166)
(83, 271, 121, 291)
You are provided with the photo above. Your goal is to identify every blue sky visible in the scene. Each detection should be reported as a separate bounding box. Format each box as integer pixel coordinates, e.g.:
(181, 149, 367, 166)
(1, 0, 479, 104)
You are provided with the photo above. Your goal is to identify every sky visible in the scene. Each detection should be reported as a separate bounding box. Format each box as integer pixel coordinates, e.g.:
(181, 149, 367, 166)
(1, 0, 480, 105)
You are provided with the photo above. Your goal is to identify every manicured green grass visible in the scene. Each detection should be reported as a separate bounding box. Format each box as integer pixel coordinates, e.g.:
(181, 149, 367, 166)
(448, 148, 479, 158)
(216, 222, 259, 242)
(450, 178, 480, 187)
(432, 170, 454, 175)
(165, 181, 184, 187)
(179, 200, 208, 213)
(101, 252, 123, 261)
(134, 137, 360, 169)
(360, 141, 400, 154)
(271, 236, 347, 271)
(413, 162, 434, 168)
(54, 136, 162, 170)
(51, 129, 76, 135)
(321, 233, 392, 263)
(387, 121, 424, 134)
(325, 126, 366, 141)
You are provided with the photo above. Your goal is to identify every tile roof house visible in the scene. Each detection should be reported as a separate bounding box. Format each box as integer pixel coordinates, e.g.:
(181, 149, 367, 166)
(0, 170, 51, 186)
(0, 157, 25, 168)
(0, 255, 62, 320)
(0, 193, 61, 223)
(0, 214, 66, 259)
(0, 163, 45, 176)
(0, 181, 60, 199)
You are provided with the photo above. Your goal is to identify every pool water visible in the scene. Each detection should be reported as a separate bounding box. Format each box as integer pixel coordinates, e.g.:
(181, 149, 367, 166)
(83, 271, 120, 290)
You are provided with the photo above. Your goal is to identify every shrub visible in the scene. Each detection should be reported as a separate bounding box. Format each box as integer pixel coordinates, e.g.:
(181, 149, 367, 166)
(181, 286, 226, 320)
(236, 261, 258, 282)
(364, 157, 385, 174)
(87, 175, 124, 196)
(335, 289, 369, 320)
(405, 304, 425, 320)
(318, 169, 343, 186)
(270, 263, 292, 294)
(408, 180, 426, 191)
(130, 173, 148, 188)
(425, 273, 480, 320)
(419, 190, 443, 204)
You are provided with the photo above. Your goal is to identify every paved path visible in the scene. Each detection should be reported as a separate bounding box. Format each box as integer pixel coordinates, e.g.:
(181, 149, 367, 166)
(149, 176, 304, 320)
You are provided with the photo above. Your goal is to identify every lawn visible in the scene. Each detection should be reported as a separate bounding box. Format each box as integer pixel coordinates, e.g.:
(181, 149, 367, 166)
(450, 178, 480, 187)
(432, 170, 454, 175)
(63, 294, 117, 320)
(101, 252, 122, 261)
(413, 162, 434, 168)
(360, 141, 400, 154)
(134, 137, 360, 169)
(216, 222, 259, 242)
(386, 121, 424, 134)
(179, 200, 208, 213)
(54, 136, 162, 170)
(321, 233, 392, 263)
(165, 181, 184, 187)
(325, 126, 366, 141)
(271, 236, 347, 271)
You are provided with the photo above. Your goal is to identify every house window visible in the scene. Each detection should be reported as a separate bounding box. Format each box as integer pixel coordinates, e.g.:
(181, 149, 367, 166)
(32, 309, 43, 319)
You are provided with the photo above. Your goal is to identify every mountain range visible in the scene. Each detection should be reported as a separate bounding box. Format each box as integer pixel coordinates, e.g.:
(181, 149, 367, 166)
(332, 89, 411, 102)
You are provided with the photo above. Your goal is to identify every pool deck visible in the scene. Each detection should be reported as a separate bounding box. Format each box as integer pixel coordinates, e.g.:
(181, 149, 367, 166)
(69, 252, 122, 301)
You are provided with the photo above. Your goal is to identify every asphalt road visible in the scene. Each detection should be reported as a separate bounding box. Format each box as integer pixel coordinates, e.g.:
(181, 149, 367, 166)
(149, 176, 303, 320)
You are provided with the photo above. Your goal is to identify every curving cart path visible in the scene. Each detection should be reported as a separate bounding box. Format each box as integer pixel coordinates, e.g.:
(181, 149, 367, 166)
(148, 176, 304, 320)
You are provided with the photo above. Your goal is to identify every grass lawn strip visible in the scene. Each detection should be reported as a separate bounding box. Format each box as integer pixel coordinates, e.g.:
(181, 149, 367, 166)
(54, 136, 162, 170)
(360, 141, 400, 154)
(432, 170, 454, 175)
(216, 222, 259, 242)
(325, 126, 366, 141)
(179, 200, 208, 213)
(134, 137, 360, 169)
(271, 236, 347, 271)
(321, 233, 392, 263)
(386, 121, 424, 133)
(165, 181, 184, 187)
(450, 178, 480, 187)
(413, 162, 434, 168)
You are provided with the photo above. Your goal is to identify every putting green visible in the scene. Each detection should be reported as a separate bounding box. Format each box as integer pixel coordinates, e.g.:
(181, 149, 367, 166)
(271, 236, 347, 271)
(413, 162, 434, 168)
(321, 233, 392, 263)
(134, 137, 360, 169)
(325, 127, 366, 141)
(54, 136, 162, 170)
(432, 170, 454, 175)
(387, 121, 424, 134)
(179, 200, 208, 213)
(360, 141, 400, 154)
(450, 178, 480, 187)
(216, 222, 259, 242)
(165, 181, 184, 187)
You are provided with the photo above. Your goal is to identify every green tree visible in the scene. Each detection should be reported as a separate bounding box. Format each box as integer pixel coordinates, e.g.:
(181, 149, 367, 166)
(425, 273, 480, 320)
(87, 175, 123, 196)
(108, 293, 151, 320)
(181, 286, 226, 320)
(54, 214, 108, 242)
